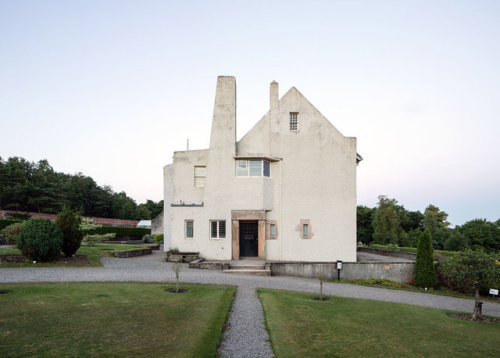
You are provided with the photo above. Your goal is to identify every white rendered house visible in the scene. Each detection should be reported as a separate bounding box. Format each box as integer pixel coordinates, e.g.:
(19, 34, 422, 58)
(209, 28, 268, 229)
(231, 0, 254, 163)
(163, 76, 361, 262)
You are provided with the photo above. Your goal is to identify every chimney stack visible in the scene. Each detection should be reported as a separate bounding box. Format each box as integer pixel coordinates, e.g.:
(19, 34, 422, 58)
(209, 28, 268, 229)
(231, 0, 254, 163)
(270, 81, 279, 113)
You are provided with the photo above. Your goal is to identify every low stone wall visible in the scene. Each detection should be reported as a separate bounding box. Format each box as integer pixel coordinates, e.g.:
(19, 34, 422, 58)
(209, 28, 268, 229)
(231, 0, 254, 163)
(357, 247, 416, 261)
(113, 248, 152, 258)
(270, 261, 415, 283)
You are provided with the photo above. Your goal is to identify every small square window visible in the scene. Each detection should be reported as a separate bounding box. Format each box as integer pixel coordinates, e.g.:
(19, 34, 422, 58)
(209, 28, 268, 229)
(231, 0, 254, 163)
(185, 220, 194, 239)
(290, 112, 298, 131)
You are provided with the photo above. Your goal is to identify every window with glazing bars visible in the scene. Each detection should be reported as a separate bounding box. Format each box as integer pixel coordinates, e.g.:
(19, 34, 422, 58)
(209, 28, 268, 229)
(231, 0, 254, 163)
(210, 220, 226, 239)
(185, 220, 194, 238)
(290, 112, 298, 131)
(194, 166, 206, 187)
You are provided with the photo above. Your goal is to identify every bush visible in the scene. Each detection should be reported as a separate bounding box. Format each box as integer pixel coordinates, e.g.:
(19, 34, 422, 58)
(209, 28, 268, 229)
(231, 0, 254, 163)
(82, 233, 116, 246)
(82, 225, 150, 239)
(16, 218, 63, 261)
(0, 222, 24, 245)
(0, 219, 23, 231)
(154, 234, 164, 244)
(56, 208, 83, 257)
(142, 234, 154, 243)
(414, 229, 437, 288)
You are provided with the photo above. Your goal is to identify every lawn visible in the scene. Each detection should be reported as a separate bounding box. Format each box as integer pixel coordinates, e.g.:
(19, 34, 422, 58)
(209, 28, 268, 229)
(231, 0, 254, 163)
(368, 243, 457, 257)
(0, 282, 235, 357)
(258, 289, 500, 358)
(0, 243, 153, 267)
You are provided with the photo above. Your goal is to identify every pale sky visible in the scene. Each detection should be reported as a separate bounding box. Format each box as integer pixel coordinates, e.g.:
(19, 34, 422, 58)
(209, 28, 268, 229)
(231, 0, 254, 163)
(1, 1, 499, 226)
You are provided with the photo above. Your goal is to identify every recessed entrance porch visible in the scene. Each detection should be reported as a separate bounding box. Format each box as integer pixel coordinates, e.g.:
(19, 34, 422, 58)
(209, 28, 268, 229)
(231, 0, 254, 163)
(231, 210, 266, 260)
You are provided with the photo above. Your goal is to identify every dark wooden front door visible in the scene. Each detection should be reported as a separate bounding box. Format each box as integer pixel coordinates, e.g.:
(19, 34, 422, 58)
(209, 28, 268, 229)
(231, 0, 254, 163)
(239, 221, 258, 257)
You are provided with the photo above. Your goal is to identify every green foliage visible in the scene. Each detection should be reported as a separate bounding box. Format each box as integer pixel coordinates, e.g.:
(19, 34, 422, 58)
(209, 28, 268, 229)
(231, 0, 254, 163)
(443, 230, 469, 251)
(82, 233, 116, 246)
(0, 156, 163, 220)
(142, 234, 154, 243)
(154, 234, 164, 244)
(6, 212, 31, 220)
(16, 218, 63, 261)
(372, 196, 400, 245)
(83, 225, 150, 239)
(56, 208, 83, 257)
(458, 219, 500, 252)
(0, 219, 23, 230)
(356, 205, 375, 244)
(414, 229, 437, 288)
(0, 222, 24, 245)
(439, 250, 499, 294)
(423, 204, 451, 249)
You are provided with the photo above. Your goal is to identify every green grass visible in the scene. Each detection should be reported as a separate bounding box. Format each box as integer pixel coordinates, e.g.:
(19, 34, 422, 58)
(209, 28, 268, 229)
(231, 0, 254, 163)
(0, 243, 153, 267)
(368, 243, 457, 257)
(0, 282, 235, 357)
(258, 288, 500, 358)
(334, 279, 500, 303)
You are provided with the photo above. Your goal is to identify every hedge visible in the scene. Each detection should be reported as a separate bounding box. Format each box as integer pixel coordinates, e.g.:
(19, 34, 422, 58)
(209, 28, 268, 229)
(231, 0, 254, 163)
(0, 219, 23, 231)
(83, 225, 150, 239)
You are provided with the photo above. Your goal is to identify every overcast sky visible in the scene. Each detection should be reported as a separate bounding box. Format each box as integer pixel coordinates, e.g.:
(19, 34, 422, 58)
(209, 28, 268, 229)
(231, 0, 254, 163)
(1, 1, 499, 226)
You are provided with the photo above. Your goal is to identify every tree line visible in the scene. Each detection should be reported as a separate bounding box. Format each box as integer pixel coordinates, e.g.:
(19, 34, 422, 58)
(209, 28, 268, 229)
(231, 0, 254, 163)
(0, 156, 163, 220)
(358, 195, 499, 252)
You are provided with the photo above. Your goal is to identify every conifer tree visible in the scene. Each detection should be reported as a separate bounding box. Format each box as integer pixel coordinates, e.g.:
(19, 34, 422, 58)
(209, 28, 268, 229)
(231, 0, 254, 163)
(414, 229, 437, 288)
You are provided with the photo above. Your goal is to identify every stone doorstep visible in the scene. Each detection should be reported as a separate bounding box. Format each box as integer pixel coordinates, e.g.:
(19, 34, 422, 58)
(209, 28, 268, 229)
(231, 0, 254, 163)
(222, 268, 271, 277)
(229, 264, 266, 270)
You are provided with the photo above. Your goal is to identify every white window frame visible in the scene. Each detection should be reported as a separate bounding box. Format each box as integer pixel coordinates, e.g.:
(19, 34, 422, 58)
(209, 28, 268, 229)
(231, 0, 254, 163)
(236, 160, 270, 177)
(194, 166, 206, 188)
(290, 112, 298, 131)
(210, 220, 226, 239)
(185, 220, 194, 239)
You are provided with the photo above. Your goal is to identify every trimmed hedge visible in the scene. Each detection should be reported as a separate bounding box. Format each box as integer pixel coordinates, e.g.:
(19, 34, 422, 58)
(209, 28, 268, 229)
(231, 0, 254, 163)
(0, 219, 23, 231)
(83, 225, 150, 239)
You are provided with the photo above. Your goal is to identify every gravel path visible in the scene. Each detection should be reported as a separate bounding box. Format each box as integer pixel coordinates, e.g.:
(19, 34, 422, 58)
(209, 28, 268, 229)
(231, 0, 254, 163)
(2, 250, 500, 357)
(219, 286, 274, 358)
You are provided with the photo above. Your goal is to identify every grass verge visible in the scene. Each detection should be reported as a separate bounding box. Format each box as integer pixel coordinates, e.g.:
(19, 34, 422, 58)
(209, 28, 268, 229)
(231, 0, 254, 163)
(368, 243, 457, 257)
(0, 282, 235, 357)
(0, 244, 152, 267)
(258, 288, 500, 358)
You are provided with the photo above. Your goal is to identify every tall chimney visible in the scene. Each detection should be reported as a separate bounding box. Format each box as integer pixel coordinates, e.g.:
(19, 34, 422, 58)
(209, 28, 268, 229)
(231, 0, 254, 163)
(270, 81, 279, 113)
(209, 76, 236, 155)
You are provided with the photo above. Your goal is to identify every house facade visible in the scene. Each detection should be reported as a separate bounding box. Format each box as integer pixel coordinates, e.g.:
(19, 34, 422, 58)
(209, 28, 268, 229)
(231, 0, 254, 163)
(163, 76, 361, 262)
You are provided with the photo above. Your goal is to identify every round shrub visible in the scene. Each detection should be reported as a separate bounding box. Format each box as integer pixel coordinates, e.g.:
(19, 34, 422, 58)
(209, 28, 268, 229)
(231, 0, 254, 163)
(16, 218, 63, 261)
(0, 222, 24, 245)
(56, 208, 83, 257)
(142, 234, 154, 243)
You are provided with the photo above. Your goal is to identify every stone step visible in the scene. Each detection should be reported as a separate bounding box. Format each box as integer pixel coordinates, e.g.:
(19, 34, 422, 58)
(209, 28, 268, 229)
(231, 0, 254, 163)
(229, 264, 266, 270)
(222, 269, 271, 277)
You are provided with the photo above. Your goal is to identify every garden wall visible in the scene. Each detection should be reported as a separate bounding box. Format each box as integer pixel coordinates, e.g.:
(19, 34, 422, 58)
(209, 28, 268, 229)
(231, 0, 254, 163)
(270, 261, 415, 282)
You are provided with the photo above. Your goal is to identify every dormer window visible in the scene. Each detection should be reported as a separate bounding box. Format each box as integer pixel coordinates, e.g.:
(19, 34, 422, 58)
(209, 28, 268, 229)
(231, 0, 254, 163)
(290, 112, 298, 131)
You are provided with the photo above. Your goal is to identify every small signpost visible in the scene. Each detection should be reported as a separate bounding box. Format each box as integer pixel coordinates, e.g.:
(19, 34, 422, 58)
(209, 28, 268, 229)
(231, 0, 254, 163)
(337, 261, 343, 281)
(489, 288, 498, 299)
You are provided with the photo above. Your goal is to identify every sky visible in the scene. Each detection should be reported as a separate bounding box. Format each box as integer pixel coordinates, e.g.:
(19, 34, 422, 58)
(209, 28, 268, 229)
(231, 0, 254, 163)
(0, 1, 499, 226)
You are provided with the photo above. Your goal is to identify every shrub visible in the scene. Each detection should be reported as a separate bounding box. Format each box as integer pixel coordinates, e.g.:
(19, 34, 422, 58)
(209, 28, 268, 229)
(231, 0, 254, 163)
(154, 234, 164, 244)
(0, 219, 23, 231)
(16, 218, 63, 261)
(414, 229, 437, 288)
(56, 208, 83, 257)
(142, 234, 154, 243)
(0, 222, 24, 245)
(82, 225, 150, 239)
(440, 250, 500, 318)
(82, 233, 116, 246)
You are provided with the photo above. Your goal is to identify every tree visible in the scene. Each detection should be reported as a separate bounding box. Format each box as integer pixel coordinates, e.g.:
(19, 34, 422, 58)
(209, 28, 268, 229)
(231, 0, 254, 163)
(372, 196, 400, 245)
(414, 229, 437, 288)
(443, 230, 468, 251)
(56, 207, 83, 257)
(424, 204, 450, 249)
(357, 205, 375, 244)
(440, 250, 500, 319)
(458, 219, 500, 252)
